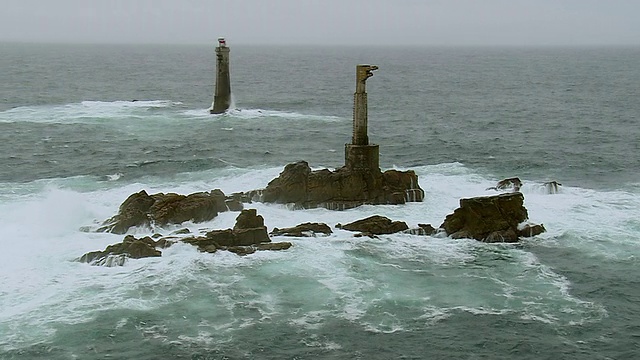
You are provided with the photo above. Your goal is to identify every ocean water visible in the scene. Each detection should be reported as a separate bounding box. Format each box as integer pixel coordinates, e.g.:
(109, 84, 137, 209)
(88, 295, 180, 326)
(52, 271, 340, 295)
(0, 43, 639, 359)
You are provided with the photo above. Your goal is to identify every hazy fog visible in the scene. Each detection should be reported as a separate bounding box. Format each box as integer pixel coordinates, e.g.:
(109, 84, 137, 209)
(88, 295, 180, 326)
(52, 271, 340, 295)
(1, 0, 639, 46)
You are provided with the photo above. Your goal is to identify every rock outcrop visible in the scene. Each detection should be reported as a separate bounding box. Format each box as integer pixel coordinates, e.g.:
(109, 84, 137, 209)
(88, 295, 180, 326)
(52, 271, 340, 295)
(486, 177, 523, 192)
(181, 209, 292, 255)
(404, 223, 438, 236)
(97, 189, 242, 234)
(78, 235, 162, 266)
(246, 161, 424, 210)
(337, 215, 409, 235)
(81, 209, 291, 266)
(270, 222, 333, 237)
(439, 192, 545, 242)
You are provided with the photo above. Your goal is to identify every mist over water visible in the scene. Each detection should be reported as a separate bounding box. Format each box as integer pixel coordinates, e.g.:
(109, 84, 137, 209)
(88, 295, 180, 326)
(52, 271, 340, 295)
(0, 44, 639, 359)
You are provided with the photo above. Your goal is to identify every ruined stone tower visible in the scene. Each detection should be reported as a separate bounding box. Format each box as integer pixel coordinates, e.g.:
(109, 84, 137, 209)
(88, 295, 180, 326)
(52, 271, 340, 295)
(345, 64, 379, 171)
(210, 37, 231, 114)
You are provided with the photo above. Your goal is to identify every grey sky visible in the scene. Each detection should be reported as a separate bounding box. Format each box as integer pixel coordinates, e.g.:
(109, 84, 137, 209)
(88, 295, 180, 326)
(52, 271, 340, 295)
(1, 0, 639, 46)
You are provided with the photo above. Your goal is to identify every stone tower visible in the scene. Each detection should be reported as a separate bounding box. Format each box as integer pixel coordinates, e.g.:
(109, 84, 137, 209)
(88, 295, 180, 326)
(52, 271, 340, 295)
(210, 37, 231, 114)
(345, 64, 379, 171)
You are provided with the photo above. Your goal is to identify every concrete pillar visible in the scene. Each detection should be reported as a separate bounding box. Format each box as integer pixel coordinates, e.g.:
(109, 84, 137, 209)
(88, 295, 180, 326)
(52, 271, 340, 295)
(352, 65, 378, 145)
(345, 64, 380, 171)
(211, 37, 231, 114)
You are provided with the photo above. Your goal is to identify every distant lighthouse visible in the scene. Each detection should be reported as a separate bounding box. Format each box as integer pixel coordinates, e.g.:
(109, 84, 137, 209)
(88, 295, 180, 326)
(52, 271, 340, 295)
(210, 37, 231, 114)
(345, 64, 380, 171)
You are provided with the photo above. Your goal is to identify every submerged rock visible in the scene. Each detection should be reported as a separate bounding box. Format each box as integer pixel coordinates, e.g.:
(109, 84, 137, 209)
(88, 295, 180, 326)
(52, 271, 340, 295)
(97, 189, 243, 234)
(244, 161, 424, 210)
(270, 222, 333, 237)
(542, 181, 562, 194)
(337, 215, 409, 235)
(486, 177, 523, 192)
(439, 192, 545, 242)
(404, 223, 438, 236)
(518, 223, 547, 237)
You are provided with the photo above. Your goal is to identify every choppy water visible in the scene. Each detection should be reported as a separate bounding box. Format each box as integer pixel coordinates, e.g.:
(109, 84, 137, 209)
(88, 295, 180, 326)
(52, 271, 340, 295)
(0, 43, 639, 359)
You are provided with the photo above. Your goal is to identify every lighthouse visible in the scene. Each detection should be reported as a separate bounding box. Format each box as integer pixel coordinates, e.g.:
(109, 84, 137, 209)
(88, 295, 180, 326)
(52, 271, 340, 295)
(210, 37, 231, 114)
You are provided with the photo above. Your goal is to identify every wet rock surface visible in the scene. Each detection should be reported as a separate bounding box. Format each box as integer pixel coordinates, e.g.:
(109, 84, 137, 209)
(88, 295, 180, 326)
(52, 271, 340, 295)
(245, 161, 424, 210)
(337, 215, 409, 235)
(80, 209, 291, 266)
(270, 222, 333, 237)
(97, 189, 242, 234)
(440, 192, 545, 242)
(404, 223, 438, 236)
(78, 235, 162, 266)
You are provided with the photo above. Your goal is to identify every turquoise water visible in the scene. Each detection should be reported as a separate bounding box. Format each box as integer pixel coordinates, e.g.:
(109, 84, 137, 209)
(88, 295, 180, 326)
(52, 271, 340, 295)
(0, 44, 639, 359)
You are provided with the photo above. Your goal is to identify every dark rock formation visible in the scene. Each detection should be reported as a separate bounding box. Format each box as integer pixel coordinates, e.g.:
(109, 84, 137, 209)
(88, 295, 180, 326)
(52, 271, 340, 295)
(337, 215, 409, 235)
(78, 235, 162, 266)
(81, 209, 291, 266)
(404, 223, 438, 236)
(270, 222, 333, 237)
(97, 189, 242, 234)
(234, 208, 265, 230)
(439, 192, 545, 242)
(486, 177, 523, 192)
(181, 209, 293, 255)
(246, 161, 424, 210)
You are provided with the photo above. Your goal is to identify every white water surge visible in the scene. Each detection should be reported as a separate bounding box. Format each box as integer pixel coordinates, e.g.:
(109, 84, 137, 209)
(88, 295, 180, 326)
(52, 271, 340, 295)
(2, 163, 635, 351)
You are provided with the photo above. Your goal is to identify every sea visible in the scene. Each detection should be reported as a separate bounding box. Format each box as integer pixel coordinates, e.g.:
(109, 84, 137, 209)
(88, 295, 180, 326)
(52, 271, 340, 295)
(0, 43, 639, 359)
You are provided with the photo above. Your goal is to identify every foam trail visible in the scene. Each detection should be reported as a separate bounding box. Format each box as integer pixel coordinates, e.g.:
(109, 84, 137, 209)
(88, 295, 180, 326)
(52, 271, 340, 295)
(182, 107, 344, 122)
(0, 100, 180, 124)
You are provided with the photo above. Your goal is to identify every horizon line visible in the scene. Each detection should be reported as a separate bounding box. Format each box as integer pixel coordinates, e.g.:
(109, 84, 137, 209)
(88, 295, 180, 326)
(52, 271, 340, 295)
(2, 40, 640, 48)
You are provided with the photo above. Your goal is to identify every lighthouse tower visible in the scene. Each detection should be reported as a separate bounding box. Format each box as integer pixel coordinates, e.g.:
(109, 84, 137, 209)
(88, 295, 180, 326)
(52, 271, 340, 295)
(210, 37, 231, 114)
(344, 64, 379, 171)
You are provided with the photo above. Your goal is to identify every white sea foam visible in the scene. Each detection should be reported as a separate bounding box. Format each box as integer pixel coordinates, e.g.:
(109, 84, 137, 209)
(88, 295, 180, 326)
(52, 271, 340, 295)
(181, 107, 344, 122)
(0, 100, 181, 124)
(0, 163, 636, 349)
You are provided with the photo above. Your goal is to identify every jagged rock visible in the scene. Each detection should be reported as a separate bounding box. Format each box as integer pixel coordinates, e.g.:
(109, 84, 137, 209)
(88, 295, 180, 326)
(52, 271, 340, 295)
(248, 161, 424, 210)
(78, 235, 161, 266)
(150, 191, 221, 225)
(270, 222, 333, 237)
(404, 223, 437, 236)
(97, 189, 234, 234)
(234, 227, 271, 246)
(182, 209, 271, 251)
(486, 177, 523, 192)
(439, 192, 545, 242)
(81, 209, 287, 263)
(97, 190, 155, 234)
(234, 208, 265, 230)
(337, 215, 409, 235)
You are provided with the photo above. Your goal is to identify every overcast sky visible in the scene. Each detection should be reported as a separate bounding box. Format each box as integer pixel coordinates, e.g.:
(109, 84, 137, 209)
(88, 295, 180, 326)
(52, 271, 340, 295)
(1, 0, 639, 46)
